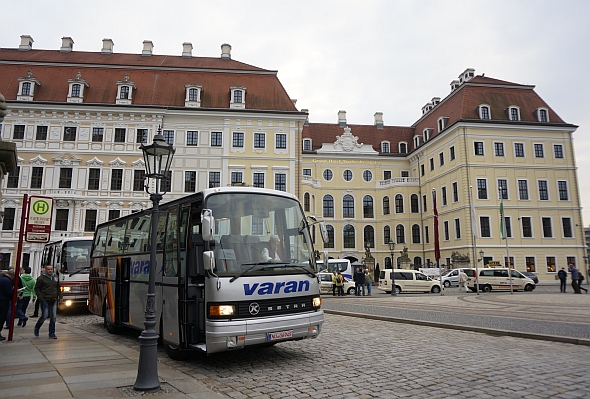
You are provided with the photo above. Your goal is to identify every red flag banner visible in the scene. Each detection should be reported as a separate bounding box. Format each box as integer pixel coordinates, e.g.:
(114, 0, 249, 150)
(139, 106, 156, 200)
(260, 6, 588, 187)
(433, 190, 440, 261)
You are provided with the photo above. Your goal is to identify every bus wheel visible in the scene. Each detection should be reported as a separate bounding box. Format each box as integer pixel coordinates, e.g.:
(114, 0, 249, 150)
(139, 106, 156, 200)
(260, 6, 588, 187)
(164, 343, 192, 361)
(103, 304, 120, 334)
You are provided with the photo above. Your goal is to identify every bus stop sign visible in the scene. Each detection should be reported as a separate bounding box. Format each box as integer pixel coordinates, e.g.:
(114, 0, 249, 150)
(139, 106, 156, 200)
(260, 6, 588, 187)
(25, 195, 54, 243)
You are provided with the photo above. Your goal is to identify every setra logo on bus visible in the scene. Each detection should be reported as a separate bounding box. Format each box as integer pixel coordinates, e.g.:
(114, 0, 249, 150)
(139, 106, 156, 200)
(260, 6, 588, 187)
(244, 280, 310, 296)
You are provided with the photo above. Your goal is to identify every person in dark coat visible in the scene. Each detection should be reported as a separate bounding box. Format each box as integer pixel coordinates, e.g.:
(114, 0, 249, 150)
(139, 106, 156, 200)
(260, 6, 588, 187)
(354, 267, 365, 296)
(34, 265, 62, 339)
(557, 267, 567, 293)
(0, 269, 16, 341)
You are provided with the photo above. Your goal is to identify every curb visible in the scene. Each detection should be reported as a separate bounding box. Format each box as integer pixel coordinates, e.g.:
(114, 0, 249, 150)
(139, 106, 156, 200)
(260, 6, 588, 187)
(324, 309, 590, 346)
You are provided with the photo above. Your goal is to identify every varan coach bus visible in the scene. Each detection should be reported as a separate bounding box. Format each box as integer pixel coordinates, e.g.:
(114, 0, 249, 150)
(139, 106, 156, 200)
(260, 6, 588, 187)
(88, 187, 326, 358)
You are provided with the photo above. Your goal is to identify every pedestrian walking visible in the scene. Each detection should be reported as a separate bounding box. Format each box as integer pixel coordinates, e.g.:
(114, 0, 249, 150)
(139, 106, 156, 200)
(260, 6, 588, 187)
(354, 267, 365, 296)
(31, 265, 45, 318)
(579, 274, 588, 294)
(16, 266, 35, 327)
(34, 265, 62, 339)
(364, 269, 374, 296)
(335, 272, 345, 296)
(568, 264, 581, 294)
(558, 267, 567, 293)
(458, 269, 470, 293)
(0, 269, 16, 341)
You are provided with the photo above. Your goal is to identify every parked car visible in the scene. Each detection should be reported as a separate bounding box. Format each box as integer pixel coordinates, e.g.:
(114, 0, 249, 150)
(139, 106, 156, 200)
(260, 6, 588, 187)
(465, 268, 536, 292)
(318, 272, 356, 295)
(436, 268, 470, 288)
(521, 271, 539, 284)
(378, 269, 441, 294)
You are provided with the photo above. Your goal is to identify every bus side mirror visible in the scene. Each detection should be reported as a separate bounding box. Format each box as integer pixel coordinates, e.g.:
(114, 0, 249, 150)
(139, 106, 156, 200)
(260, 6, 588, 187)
(203, 250, 215, 272)
(319, 222, 328, 243)
(201, 209, 215, 242)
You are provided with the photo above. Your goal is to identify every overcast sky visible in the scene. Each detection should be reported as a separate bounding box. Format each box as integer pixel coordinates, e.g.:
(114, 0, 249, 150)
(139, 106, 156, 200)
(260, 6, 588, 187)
(2, 0, 590, 224)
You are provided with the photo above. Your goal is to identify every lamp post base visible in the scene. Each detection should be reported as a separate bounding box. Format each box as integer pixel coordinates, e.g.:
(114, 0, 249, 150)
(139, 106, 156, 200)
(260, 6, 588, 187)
(133, 328, 160, 392)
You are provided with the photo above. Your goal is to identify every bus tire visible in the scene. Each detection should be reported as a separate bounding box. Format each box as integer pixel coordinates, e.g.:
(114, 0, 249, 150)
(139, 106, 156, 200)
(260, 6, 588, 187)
(164, 343, 192, 361)
(103, 303, 120, 335)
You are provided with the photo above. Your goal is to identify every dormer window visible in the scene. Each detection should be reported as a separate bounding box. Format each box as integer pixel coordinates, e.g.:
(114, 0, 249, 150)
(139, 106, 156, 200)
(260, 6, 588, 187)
(423, 128, 433, 142)
(116, 74, 136, 105)
(303, 139, 312, 151)
(413, 135, 422, 149)
(67, 72, 89, 103)
(535, 107, 549, 123)
(399, 142, 408, 154)
(381, 141, 390, 153)
(17, 70, 41, 101)
(230, 86, 246, 109)
(437, 117, 449, 132)
(185, 84, 202, 107)
(507, 106, 520, 121)
(478, 104, 491, 120)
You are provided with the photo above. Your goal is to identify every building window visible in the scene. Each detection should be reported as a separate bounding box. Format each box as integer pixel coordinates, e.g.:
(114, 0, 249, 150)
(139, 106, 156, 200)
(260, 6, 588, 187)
(343, 170, 353, 182)
(412, 224, 421, 244)
(231, 172, 243, 185)
(538, 180, 549, 200)
(477, 179, 488, 200)
(187, 131, 198, 146)
(253, 173, 264, 188)
(518, 180, 529, 200)
(303, 139, 311, 151)
(414, 136, 421, 148)
(325, 225, 335, 248)
(452, 182, 459, 202)
(36, 126, 47, 140)
(232, 132, 244, 147)
(92, 127, 104, 142)
(498, 179, 508, 200)
(161, 130, 174, 145)
(31, 167, 43, 189)
(424, 225, 429, 244)
(108, 210, 120, 221)
(364, 226, 375, 248)
(503, 216, 512, 238)
(396, 225, 405, 244)
(480, 216, 491, 238)
(363, 170, 372, 182)
(383, 226, 391, 245)
(133, 170, 145, 191)
(509, 107, 520, 121)
(553, 144, 563, 159)
(429, 158, 435, 171)
(323, 169, 333, 181)
(85, 210, 97, 232)
(343, 194, 354, 218)
(88, 168, 100, 190)
(8, 120, 25, 138)
(136, 129, 148, 144)
(71, 84, 81, 97)
(210, 132, 222, 147)
(188, 88, 199, 101)
(383, 196, 390, 215)
(59, 168, 72, 189)
(185, 171, 196, 192)
(455, 218, 461, 239)
(442, 186, 447, 206)
(443, 221, 450, 241)
(7, 167, 19, 188)
(55, 209, 69, 231)
(395, 194, 404, 213)
(534, 144, 544, 158)
(276, 134, 287, 149)
(438, 118, 446, 132)
(521, 217, 533, 238)
(439, 152, 444, 166)
(303, 193, 310, 212)
(323, 195, 334, 218)
(558, 181, 569, 200)
(474, 141, 484, 156)
(302, 168, 311, 177)
(275, 173, 286, 191)
(254, 133, 265, 148)
(422, 195, 427, 211)
(343, 224, 355, 248)
(384, 171, 392, 180)
(1, 208, 15, 230)
(382, 142, 390, 153)
(113, 128, 125, 143)
(494, 142, 504, 156)
(538, 109, 548, 122)
(21, 82, 31, 96)
(209, 172, 220, 188)
(526, 257, 536, 272)
(111, 169, 123, 191)
(64, 127, 77, 141)
(480, 106, 490, 120)
(363, 195, 374, 218)
(401, 171, 409, 177)
(233, 90, 243, 103)
(423, 129, 431, 142)
(513, 143, 524, 158)
(562, 217, 573, 238)
(450, 146, 455, 161)
(160, 171, 172, 193)
(120, 86, 130, 99)
(411, 194, 419, 213)
(420, 164, 425, 176)
(546, 257, 556, 273)
(542, 217, 553, 238)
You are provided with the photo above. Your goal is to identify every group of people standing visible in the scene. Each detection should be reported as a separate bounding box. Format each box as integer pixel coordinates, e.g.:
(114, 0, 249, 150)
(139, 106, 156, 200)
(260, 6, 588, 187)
(330, 267, 374, 296)
(0, 264, 62, 341)
(558, 264, 588, 294)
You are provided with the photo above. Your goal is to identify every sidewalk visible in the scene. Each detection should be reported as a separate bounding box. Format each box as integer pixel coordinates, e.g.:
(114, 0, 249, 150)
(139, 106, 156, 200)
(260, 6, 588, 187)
(0, 323, 225, 399)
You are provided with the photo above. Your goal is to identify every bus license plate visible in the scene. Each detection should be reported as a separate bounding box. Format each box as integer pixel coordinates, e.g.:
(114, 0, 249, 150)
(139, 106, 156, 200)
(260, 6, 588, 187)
(267, 330, 293, 341)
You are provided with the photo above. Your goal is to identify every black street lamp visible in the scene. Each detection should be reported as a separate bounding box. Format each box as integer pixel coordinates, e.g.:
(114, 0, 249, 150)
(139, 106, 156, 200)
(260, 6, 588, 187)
(134, 127, 175, 392)
(389, 240, 397, 296)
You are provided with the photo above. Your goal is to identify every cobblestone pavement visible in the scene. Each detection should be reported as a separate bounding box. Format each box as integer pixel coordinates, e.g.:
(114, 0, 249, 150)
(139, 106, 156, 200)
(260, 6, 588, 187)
(59, 309, 590, 399)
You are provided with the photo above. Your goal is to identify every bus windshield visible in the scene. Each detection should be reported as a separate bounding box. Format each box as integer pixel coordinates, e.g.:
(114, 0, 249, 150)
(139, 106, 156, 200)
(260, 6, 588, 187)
(62, 240, 92, 273)
(206, 192, 316, 276)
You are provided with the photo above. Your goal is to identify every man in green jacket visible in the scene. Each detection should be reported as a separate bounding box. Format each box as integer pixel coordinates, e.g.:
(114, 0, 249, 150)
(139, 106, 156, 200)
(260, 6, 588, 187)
(16, 266, 36, 327)
(34, 265, 61, 339)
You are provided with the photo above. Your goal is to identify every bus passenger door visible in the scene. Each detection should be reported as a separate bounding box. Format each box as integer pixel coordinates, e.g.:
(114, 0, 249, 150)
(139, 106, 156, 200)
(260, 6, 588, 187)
(117, 257, 130, 323)
(161, 207, 181, 346)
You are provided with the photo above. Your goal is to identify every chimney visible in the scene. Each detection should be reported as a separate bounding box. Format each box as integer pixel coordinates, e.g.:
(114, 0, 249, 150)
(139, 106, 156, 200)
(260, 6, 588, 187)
(221, 43, 232, 60)
(60, 37, 74, 53)
(431, 97, 441, 106)
(338, 110, 347, 127)
(459, 68, 475, 83)
(101, 38, 114, 54)
(302, 109, 309, 126)
(142, 40, 154, 56)
(19, 35, 33, 51)
(450, 79, 460, 91)
(182, 42, 192, 58)
(291, 99, 297, 106)
(374, 112, 384, 129)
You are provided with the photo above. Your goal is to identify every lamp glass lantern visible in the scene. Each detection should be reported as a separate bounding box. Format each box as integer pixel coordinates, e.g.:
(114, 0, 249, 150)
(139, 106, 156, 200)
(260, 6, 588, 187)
(140, 131, 175, 180)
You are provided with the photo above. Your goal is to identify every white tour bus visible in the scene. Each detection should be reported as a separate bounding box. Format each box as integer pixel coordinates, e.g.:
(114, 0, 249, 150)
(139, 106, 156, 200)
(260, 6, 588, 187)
(89, 187, 326, 359)
(41, 237, 93, 309)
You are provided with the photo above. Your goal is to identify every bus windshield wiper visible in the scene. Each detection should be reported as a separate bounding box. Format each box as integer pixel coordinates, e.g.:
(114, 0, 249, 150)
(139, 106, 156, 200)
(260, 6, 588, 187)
(229, 262, 274, 283)
(69, 266, 90, 277)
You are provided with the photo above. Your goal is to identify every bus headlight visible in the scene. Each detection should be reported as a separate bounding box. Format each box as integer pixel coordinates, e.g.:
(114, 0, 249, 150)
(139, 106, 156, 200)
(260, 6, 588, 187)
(62, 286, 71, 292)
(312, 296, 321, 308)
(209, 305, 236, 317)
(65, 300, 72, 307)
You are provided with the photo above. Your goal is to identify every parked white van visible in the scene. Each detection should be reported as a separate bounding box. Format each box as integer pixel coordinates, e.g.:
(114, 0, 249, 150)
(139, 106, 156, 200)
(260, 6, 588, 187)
(378, 269, 441, 294)
(465, 268, 536, 292)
